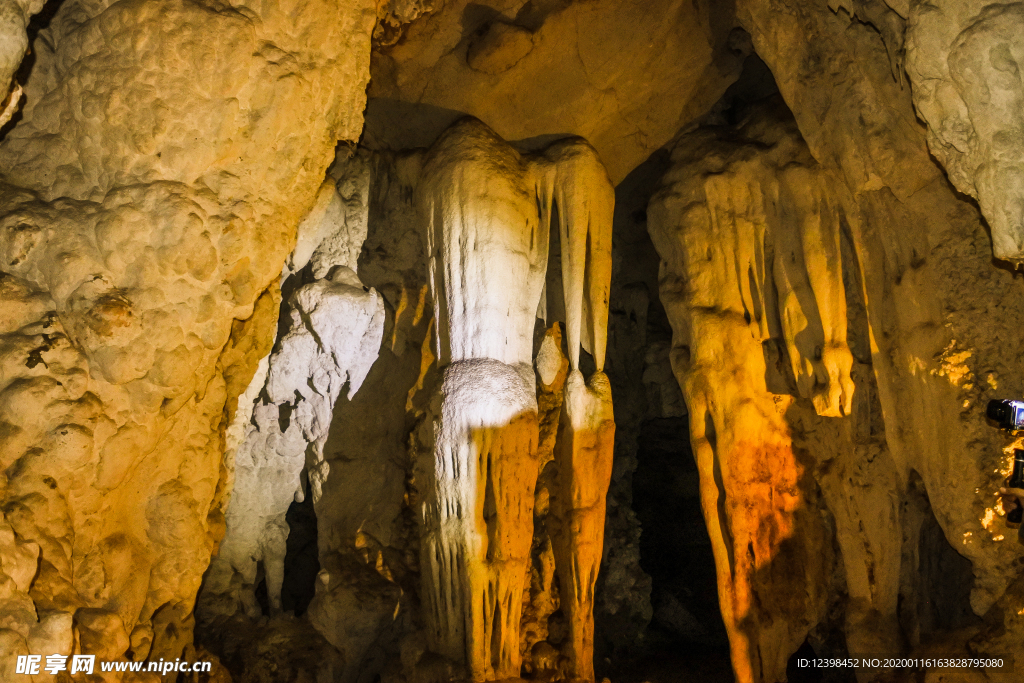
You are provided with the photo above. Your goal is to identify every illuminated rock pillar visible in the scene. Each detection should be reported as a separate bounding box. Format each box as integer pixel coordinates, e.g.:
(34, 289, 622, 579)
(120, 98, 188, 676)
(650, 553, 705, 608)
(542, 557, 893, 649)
(543, 139, 615, 683)
(418, 119, 547, 680)
(416, 118, 615, 681)
(551, 371, 614, 683)
(648, 116, 855, 683)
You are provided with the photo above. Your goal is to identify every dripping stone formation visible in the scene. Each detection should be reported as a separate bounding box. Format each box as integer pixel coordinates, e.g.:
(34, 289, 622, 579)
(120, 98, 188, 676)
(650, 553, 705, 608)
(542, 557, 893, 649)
(4, 1, 1024, 683)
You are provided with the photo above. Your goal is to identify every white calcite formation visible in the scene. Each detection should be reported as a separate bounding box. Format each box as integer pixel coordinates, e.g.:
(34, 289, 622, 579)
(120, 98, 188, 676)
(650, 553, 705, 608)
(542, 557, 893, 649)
(197, 148, 390, 683)
(414, 118, 615, 682)
(204, 267, 384, 617)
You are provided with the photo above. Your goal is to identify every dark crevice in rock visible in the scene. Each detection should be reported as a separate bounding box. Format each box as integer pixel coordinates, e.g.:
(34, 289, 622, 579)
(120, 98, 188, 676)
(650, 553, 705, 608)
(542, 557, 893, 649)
(282, 489, 320, 617)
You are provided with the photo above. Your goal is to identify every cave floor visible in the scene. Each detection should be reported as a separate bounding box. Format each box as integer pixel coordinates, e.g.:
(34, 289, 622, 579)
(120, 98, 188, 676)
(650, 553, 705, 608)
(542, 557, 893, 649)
(599, 648, 736, 683)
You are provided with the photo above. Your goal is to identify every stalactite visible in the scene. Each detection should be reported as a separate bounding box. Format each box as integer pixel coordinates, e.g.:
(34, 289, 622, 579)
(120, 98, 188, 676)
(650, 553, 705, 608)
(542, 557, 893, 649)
(538, 142, 616, 683)
(535, 140, 615, 371)
(647, 108, 856, 683)
(415, 117, 615, 682)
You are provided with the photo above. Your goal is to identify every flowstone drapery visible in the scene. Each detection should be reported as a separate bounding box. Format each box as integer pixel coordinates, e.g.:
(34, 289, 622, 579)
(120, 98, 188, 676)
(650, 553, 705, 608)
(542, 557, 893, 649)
(648, 106, 851, 682)
(415, 118, 615, 682)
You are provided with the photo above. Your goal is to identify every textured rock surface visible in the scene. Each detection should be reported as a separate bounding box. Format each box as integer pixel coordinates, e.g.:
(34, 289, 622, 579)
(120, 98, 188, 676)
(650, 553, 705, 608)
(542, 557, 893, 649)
(6, 1, 1024, 682)
(736, 0, 1024, 623)
(365, 0, 746, 183)
(296, 146, 435, 683)
(0, 0, 42, 126)
(906, 0, 1024, 261)
(649, 102, 863, 682)
(204, 269, 384, 616)
(0, 0, 376, 676)
(197, 149, 396, 683)
(549, 371, 615, 682)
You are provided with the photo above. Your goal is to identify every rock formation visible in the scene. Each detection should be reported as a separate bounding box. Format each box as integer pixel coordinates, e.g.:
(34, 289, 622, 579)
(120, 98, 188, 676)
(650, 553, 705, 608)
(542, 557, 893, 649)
(0, 0, 39, 125)
(202, 148, 384, 619)
(0, 0, 376, 678)
(366, 0, 747, 184)
(906, 0, 1024, 261)
(642, 0, 1024, 676)
(5, 1, 1024, 682)
(204, 270, 384, 615)
(648, 101, 866, 683)
(415, 118, 615, 682)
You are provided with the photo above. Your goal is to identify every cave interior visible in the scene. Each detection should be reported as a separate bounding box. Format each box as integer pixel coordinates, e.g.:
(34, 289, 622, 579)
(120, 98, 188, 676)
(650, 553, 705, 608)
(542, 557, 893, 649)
(0, 1, 1023, 683)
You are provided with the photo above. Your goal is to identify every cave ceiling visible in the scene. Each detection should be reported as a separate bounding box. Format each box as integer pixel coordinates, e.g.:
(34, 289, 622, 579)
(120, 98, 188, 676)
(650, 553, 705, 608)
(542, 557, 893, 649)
(365, 0, 746, 184)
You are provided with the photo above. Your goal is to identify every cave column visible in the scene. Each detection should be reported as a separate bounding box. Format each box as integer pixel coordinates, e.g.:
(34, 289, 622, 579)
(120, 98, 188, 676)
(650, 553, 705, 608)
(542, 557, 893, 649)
(648, 124, 855, 683)
(540, 142, 616, 683)
(417, 119, 548, 681)
(416, 118, 615, 682)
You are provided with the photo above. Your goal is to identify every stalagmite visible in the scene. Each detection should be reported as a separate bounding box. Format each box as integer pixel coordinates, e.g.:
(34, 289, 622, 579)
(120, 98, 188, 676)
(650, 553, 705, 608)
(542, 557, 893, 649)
(415, 118, 615, 681)
(539, 140, 616, 683)
(550, 371, 614, 683)
(417, 119, 547, 680)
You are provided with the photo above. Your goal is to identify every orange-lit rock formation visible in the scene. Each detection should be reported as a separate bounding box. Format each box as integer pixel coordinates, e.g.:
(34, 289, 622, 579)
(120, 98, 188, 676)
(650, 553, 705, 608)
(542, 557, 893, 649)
(550, 371, 615, 683)
(0, 0, 42, 126)
(649, 104, 844, 683)
(645, 0, 1024, 672)
(736, 0, 1024, 672)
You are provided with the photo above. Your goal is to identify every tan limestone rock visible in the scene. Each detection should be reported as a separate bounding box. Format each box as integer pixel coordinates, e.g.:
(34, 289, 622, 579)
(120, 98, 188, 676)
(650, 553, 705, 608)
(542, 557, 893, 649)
(366, 0, 745, 184)
(906, 0, 1024, 262)
(0, 0, 378, 676)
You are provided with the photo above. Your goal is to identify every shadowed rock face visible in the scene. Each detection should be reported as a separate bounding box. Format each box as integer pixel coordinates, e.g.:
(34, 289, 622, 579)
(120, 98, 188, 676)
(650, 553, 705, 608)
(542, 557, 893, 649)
(906, 0, 1024, 262)
(365, 0, 747, 185)
(0, 0, 43, 126)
